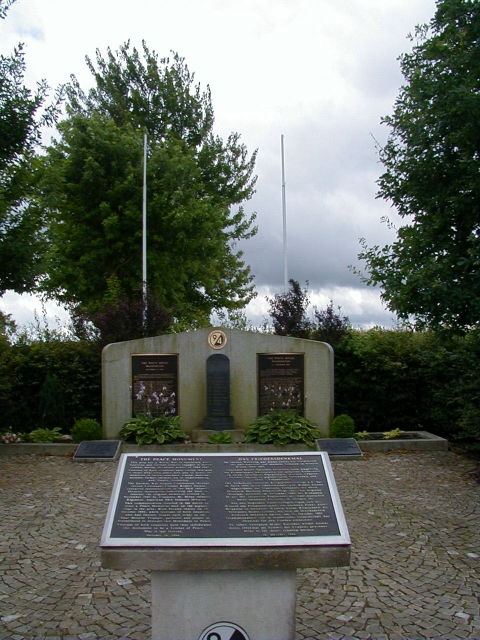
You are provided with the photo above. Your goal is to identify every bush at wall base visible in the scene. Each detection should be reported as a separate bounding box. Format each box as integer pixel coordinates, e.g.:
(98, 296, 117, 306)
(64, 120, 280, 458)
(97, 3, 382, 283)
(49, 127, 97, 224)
(119, 415, 187, 445)
(71, 418, 103, 442)
(330, 414, 355, 438)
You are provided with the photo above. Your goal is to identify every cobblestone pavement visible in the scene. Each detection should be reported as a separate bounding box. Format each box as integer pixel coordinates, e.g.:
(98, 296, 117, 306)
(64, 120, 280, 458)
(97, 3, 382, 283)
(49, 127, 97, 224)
(0, 451, 479, 640)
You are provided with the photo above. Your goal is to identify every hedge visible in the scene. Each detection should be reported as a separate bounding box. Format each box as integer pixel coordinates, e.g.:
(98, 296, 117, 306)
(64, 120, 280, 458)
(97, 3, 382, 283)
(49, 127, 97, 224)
(0, 330, 478, 449)
(335, 328, 480, 446)
(0, 339, 101, 433)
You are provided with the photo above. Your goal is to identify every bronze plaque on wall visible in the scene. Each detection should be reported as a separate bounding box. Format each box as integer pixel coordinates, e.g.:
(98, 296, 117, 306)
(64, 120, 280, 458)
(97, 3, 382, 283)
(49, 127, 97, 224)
(132, 354, 178, 417)
(258, 353, 304, 415)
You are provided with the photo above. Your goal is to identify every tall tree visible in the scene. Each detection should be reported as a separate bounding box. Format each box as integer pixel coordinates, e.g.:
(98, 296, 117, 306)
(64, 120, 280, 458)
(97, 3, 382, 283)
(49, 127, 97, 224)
(358, 0, 480, 331)
(0, 0, 57, 294)
(38, 43, 257, 328)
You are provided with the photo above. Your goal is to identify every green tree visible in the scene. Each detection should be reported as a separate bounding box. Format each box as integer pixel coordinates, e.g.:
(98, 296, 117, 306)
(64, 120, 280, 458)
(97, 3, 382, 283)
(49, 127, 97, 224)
(38, 42, 257, 329)
(0, 0, 57, 294)
(358, 0, 480, 331)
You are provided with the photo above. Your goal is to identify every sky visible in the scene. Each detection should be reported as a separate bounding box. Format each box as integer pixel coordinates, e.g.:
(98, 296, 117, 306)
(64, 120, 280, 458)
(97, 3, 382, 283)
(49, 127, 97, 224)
(0, 0, 437, 331)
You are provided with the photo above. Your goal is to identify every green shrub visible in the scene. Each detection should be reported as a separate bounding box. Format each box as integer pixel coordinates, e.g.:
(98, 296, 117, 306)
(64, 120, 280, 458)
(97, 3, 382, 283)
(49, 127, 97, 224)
(119, 415, 187, 445)
(244, 410, 320, 446)
(208, 431, 234, 444)
(330, 414, 355, 438)
(27, 427, 62, 443)
(71, 418, 102, 442)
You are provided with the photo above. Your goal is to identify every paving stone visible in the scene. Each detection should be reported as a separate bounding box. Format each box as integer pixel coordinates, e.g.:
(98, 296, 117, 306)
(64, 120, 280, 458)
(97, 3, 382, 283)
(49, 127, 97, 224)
(1, 451, 479, 639)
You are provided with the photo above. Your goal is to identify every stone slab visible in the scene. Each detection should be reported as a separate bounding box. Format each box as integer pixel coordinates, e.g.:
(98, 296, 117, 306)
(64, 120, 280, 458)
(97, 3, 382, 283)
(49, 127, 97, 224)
(204, 353, 233, 429)
(73, 440, 121, 462)
(316, 438, 363, 459)
(101, 543, 350, 571)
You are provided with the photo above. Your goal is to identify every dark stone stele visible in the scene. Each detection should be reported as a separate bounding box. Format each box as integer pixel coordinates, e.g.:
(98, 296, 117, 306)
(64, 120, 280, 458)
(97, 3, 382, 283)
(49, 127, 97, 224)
(204, 353, 233, 430)
(316, 438, 363, 458)
(73, 440, 121, 462)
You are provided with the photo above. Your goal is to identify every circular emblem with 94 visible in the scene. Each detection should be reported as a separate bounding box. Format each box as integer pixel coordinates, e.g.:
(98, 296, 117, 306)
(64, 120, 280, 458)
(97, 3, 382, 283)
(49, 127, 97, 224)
(207, 329, 227, 350)
(198, 621, 250, 640)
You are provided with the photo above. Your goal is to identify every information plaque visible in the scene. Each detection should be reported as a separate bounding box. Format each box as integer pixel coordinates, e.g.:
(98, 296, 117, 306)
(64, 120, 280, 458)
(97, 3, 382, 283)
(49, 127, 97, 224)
(131, 354, 178, 417)
(101, 452, 350, 548)
(257, 353, 304, 415)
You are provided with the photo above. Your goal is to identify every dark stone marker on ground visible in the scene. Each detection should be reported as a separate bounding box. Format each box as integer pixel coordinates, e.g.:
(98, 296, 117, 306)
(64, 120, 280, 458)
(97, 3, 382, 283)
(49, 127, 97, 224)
(73, 440, 121, 462)
(204, 354, 234, 430)
(316, 438, 363, 459)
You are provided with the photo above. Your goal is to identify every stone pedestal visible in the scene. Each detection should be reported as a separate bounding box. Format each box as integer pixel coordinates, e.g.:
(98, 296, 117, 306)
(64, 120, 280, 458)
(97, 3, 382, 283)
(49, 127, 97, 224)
(102, 545, 350, 640)
(101, 452, 351, 640)
(151, 569, 296, 640)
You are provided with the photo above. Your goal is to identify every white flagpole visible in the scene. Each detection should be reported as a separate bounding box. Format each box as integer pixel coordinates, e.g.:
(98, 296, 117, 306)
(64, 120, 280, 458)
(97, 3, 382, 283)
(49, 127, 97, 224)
(281, 134, 288, 292)
(142, 133, 148, 331)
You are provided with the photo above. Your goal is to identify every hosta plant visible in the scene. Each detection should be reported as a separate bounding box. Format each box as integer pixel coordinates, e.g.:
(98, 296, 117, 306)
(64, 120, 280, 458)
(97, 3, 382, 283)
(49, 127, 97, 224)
(27, 427, 62, 443)
(244, 410, 320, 446)
(119, 415, 186, 445)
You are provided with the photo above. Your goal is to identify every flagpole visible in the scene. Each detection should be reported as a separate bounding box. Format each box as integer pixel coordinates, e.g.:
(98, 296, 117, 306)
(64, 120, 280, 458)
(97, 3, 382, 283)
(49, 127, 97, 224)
(281, 134, 288, 292)
(142, 133, 148, 332)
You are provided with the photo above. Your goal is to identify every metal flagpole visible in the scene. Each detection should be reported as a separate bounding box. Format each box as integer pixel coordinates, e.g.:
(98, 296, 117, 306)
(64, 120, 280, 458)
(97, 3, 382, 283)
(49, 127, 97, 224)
(142, 133, 148, 332)
(281, 134, 288, 292)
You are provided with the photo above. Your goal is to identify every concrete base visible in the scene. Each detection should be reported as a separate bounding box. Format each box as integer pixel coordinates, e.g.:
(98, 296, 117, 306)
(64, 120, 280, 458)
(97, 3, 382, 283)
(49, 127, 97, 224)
(151, 569, 297, 640)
